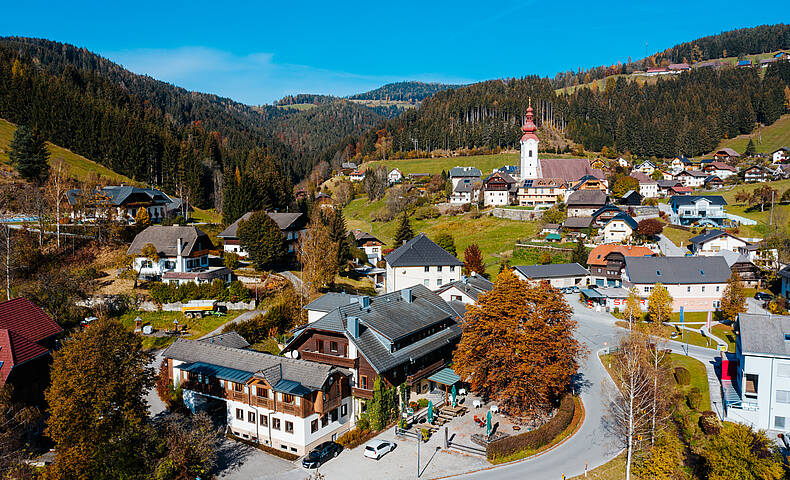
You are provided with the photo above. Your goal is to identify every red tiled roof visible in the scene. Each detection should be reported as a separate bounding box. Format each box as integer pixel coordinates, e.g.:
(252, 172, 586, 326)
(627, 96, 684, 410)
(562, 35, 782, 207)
(0, 329, 50, 384)
(0, 297, 62, 344)
(587, 245, 655, 267)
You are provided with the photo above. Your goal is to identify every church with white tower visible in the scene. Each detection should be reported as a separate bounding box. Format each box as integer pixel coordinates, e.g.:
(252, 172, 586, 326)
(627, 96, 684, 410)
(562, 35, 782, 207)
(520, 101, 541, 180)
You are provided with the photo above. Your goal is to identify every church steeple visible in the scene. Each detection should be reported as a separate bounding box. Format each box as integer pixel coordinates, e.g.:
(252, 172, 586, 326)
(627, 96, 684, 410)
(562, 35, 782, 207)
(520, 98, 540, 180)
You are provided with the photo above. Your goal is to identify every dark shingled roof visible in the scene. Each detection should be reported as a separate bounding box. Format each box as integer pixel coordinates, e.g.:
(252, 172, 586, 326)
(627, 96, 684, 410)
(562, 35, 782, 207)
(352, 230, 383, 244)
(218, 212, 305, 239)
(449, 167, 482, 178)
(688, 229, 748, 246)
(164, 338, 340, 392)
(286, 284, 460, 374)
(738, 313, 790, 357)
(385, 233, 463, 267)
(624, 256, 730, 284)
(304, 292, 362, 313)
(434, 275, 494, 302)
(562, 216, 594, 229)
(514, 263, 590, 279)
(605, 213, 638, 230)
(668, 195, 727, 207)
(127, 226, 214, 257)
(567, 190, 608, 207)
(199, 331, 250, 349)
(65, 185, 173, 208)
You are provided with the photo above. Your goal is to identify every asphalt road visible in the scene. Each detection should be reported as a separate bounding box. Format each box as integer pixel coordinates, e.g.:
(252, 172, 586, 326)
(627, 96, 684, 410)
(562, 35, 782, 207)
(458, 296, 626, 480)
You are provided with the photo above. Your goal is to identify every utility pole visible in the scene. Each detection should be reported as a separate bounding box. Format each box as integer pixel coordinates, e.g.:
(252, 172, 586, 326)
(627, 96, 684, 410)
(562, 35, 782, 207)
(770, 189, 775, 226)
(417, 433, 421, 478)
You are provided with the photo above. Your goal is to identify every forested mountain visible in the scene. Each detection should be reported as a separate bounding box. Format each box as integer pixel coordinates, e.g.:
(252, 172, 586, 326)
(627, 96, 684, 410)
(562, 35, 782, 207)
(349, 81, 463, 102)
(356, 62, 790, 160)
(274, 94, 338, 106)
(552, 24, 790, 89)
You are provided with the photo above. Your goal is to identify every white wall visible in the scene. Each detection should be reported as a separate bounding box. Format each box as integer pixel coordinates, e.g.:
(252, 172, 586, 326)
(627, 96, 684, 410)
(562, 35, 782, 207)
(437, 285, 476, 305)
(638, 183, 658, 198)
(625, 281, 726, 311)
(733, 354, 790, 431)
(603, 220, 633, 244)
(224, 243, 248, 257)
(385, 264, 461, 293)
(513, 270, 589, 288)
(484, 190, 510, 206)
(695, 235, 749, 255)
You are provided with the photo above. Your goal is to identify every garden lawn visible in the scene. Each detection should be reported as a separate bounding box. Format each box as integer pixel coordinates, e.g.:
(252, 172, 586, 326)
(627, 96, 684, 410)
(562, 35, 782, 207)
(670, 353, 711, 412)
(696, 178, 790, 237)
(344, 198, 539, 276)
(117, 310, 243, 350)
(662, 225, 694, 248)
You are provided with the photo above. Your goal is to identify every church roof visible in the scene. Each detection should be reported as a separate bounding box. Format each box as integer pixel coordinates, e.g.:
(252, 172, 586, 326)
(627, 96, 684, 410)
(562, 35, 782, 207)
(520, 104, 539, 142)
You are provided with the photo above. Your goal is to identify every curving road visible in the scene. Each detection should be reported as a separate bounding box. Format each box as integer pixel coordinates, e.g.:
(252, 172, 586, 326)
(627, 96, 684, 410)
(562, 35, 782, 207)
(458, 297, 627, 480)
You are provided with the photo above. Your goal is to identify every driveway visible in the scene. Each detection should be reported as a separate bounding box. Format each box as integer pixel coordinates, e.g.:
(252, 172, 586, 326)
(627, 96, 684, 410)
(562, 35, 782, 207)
(200, 309, 266, 339)
(657, 233, 687, 256)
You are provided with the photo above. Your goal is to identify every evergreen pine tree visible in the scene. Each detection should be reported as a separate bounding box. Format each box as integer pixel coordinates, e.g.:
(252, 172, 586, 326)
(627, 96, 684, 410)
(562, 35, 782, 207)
(745, 139, 756, 157)
(434, 233, 457, 257)
(327, 209, 350, 271)
(237, 212, 288, 271)
(9, 125, 50, 182)
(393, 212, 414, 246)
(571, 240, 588, 266)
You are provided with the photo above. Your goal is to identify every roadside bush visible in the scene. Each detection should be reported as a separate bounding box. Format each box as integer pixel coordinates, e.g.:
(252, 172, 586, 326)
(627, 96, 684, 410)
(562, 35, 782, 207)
(148, 280, 251, 304)
(224, 252, 240, 270)
(700, 411, 721, 435)
(674, 367, 690, 386)
(414, 205, 440, 220)
(487, 394, 575, 461)
(687, 387, 702, 410)
(421, 428, 431, 442)
(336, 427, 370, 448)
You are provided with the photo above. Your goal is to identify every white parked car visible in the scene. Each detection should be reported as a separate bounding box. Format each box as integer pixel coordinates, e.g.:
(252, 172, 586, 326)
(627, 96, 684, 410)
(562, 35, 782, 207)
(364, 440, 396, 460)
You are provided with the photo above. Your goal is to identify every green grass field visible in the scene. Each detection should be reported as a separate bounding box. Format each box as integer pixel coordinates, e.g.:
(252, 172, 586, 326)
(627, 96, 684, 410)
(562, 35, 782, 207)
(117, 309, 243, 350)
(0, 117, 139, 185)
(344, 198, 539, 276)
(365, 152, 582, 176)
(697, 178, 790, 237)
(717, 113, 790, 155)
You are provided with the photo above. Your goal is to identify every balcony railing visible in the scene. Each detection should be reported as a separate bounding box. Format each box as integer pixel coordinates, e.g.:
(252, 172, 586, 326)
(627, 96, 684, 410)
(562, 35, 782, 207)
(317, 394, 343, 414)
(181, 381, 226, 399)
(406, 359, 446, 385)
(255, 396, 274, 409)
(352, 387, 374, 400)
(230, 390, 247, 403)
(279, 402, 300, 416)
(300, 350, 357, 369)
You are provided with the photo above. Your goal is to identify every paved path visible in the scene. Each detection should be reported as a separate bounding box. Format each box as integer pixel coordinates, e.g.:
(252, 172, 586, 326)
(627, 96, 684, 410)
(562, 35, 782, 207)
(280, 270, 306, 295)
(657, 233, 687, 256)
(200, 309, 266, 339)
(458, 297, 625, 480)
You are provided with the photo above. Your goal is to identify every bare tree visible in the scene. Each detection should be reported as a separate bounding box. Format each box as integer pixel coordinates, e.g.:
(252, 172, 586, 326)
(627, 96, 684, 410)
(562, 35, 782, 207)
(47, 159, 71, 249)
(0, 224, 11, 301)
(606, 334, 653, 480)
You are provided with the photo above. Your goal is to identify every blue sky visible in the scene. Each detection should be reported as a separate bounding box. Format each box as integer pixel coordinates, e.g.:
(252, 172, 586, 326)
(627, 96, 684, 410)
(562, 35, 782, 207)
(3, 1, 787, 105)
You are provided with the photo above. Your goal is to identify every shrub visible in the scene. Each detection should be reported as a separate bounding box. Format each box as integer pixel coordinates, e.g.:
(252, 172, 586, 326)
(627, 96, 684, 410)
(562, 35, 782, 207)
(687, 387, 702, 410)
(356, 414, 370, 432)
(224, 252, 240, 270)
(700, 411, 721, 435)
(674, 367, 690, 386)
(417, 398, 429, 409)
(487, 394, 575, 460)
(147, 280, 251, 304)
(421, 428, 431, 442)
(414, 205, 440, 220)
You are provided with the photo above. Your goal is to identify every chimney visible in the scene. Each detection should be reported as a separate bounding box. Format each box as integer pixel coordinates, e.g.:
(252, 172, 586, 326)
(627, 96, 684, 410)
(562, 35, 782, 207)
(348, 317, 360, 338)
(358, 296, 370, 308)
(176, 237, 183, 272)
(401, 288, 413, 303)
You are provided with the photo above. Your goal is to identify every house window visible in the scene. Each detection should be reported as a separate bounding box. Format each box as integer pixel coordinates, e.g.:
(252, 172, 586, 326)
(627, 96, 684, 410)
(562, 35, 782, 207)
(716, 286, 720, 292)
(285, 421, 294, 434)
(777, 390, 790, 404)
(141, 260, 152, 269)
(451, 295, 462, 302)
(701, 286, 705, 293)
(330, 341, 338, 353)
(321, 415, 329, 428)
(330, 408, 338, 422)
(360, 375, 369, 390)
(272, 418, 281, 430)
(436, 279, 443, 287)
(282, 394, 295, 404)
(317, 340, 324, 353)
(260, 416, 268, 427)
(744, 374, 759, 398)
(424, 279, 429, 287)
(778, 363, 790, 378)
(341, 404, 348, 417)
(424, 266, 430, 273)
(776, 416, 786, 429)
(311, 419, 319, 433)
(257, 386, 268, 398)
(437, 266, 443, 272)
(450, 266, 455, 272)
(687, 286, 691, 293)
(236, 409, 244, 420)
(248, 412, 256, 423)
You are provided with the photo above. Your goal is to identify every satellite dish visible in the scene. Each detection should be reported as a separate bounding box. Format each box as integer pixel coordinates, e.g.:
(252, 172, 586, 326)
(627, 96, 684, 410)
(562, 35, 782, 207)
(291, 350, 299, 359)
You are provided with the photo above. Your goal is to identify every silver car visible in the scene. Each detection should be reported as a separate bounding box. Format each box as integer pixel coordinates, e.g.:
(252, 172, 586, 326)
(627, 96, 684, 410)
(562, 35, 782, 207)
(364, 440, 396, 460)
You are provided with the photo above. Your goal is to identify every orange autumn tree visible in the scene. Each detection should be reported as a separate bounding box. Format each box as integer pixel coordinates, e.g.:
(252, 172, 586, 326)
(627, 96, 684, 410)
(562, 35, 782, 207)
(452, 269, 583, 415)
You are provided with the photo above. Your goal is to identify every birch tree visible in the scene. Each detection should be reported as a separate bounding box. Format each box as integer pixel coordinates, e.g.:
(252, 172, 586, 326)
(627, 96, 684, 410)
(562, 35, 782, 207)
(47, 159, 70, 248)
(625, 287, 642, 330)
(606, 334, 653, 480)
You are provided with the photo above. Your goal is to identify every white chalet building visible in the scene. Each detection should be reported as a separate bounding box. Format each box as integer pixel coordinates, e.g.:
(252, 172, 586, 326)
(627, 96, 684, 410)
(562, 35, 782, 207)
(384, 234, 462, 293)
(218, 212, 306, 257)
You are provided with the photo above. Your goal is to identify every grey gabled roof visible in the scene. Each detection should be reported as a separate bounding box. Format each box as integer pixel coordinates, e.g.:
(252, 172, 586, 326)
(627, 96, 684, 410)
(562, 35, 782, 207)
(605, 213, 638, 230)
(449, 167, 482, 178)
(66, 185, 173, 208)
(567, 190, 607, 206)
(164, 338, 338, 392)
(514, 263, 590, 279)
(199, 331, 251, 349)
(218, 212, 305, 239)
(385, 233, 463, 267)
(562, 216, 593, 229)
(434, 275, 494, 302)
(739, 313, 790, 357)
(688, 229, 748, 246)
(624, 256, 730, 284)
(669, 195, 727, 207)
(303, 292, 362, 313)
(127, 226, 213, 257)
(453, 179, 476, 193)
(287, 284, 460, 374)
(657, 180, 682, 188)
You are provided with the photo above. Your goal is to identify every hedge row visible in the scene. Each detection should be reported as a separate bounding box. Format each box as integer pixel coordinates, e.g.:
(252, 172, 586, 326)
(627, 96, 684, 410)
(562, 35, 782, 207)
(486, 394, 576, 461)
(148, 280, 251, 304)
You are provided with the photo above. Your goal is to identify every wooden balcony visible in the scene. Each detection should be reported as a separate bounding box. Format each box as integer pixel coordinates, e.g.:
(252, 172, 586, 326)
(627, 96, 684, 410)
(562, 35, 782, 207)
(279, 402, 300, 416)
(316, 394, 344, 414)
(406, 359, 446, 385)
(255, 396, 274, 409)
(352, 387, 374, 400)
(230, 390, 248, 403)
(300, 350, 357, 369)
(182, 381, 226, 399)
